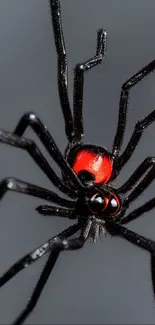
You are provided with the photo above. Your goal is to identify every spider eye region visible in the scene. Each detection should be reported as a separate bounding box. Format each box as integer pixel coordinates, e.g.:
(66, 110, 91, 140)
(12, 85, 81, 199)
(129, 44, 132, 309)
(88, 192, 120, 217)
(72, 149, 113, 184)
(89, 193, 108, 214)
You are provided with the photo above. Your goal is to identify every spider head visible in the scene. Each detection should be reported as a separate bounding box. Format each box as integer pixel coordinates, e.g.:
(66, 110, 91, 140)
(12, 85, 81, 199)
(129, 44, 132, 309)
(76, 185, 122, 222)
(75, 185, 122, 242)
(88, 188, 121, 218)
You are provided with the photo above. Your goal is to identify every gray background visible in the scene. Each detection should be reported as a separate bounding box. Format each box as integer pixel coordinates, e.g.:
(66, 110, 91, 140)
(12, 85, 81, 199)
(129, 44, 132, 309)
(0, 0, 155, 324)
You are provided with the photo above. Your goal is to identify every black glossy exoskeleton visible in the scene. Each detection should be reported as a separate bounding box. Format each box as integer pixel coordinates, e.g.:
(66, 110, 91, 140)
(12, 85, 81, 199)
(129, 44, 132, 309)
(1, 1, 155, 324)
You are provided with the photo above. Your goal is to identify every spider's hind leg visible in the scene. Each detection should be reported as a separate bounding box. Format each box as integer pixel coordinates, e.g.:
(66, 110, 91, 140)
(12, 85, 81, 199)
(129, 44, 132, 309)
(107, 221, 155, 306)
(11, 221, 89, 325)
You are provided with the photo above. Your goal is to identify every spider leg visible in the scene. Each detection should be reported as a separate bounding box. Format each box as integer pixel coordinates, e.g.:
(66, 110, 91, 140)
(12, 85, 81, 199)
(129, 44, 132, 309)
(36, 205, 76, 218)
(107, 221, 155, 306)
(111, 156, 155, 223)
(11, 220, 90, 325)
(112, 59, 155, 160)
(13, 112, 83, 191)
(151, 254, 155, 298)
(12, 250, 60, 325)
(73, 29, 107, 142)
(12, 237, 84, 325)
(120, 163, 155, 209)
(113, 110, 155, 179)
(117, 156, 155, 194)
(111, 156, 155, 224)
(113, 158, 155, 222)
(0, 128, 75, 197)
(49, 0, 73, 143)
(107, 221, 155, 254)
(0, 223, 80, 288)
(118, 198, 155, 225)
(0, 177, 75, 208)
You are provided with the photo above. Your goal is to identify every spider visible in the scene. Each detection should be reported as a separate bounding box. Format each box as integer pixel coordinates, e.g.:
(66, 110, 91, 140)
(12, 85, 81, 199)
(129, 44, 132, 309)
(1, 0, 155, 324)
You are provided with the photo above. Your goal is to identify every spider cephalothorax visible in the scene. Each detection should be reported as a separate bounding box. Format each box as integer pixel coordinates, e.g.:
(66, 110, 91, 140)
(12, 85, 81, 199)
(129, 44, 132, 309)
(1, 0, 155, 324)
(74, 183, 121, 239)
(76, 186, 121, 241)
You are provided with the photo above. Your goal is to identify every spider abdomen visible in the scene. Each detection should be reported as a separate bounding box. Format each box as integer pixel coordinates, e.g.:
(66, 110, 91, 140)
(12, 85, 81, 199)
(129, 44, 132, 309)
(72, 148, 113, 184)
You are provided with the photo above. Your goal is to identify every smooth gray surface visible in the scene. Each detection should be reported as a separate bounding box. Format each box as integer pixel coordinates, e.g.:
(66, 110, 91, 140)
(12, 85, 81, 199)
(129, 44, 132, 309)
(0, 0, 155, 324)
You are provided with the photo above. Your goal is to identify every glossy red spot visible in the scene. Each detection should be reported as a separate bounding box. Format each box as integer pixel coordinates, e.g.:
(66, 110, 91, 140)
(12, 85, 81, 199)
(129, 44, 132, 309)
(72, 150, 113, 183)
(89, 193, 109, 215)
(108, 192, 120, 216)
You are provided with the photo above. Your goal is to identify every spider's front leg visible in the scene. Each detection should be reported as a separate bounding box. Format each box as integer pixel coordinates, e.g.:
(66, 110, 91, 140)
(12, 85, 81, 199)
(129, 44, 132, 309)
(49, 0, 73, 143)
(73, 29, 107, 142)
(50, 0, 107, 143)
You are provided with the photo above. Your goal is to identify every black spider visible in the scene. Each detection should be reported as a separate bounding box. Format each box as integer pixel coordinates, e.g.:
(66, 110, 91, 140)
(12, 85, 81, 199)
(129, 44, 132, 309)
(1, 0, 155, 324)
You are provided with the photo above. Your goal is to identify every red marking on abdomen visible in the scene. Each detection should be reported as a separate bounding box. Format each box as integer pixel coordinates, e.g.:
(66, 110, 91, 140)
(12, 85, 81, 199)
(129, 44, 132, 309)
(72, 150, 113, 183)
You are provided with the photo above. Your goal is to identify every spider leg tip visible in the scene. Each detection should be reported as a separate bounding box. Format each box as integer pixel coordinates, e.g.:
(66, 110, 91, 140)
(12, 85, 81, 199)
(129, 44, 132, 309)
(36, 206, 45, 215)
